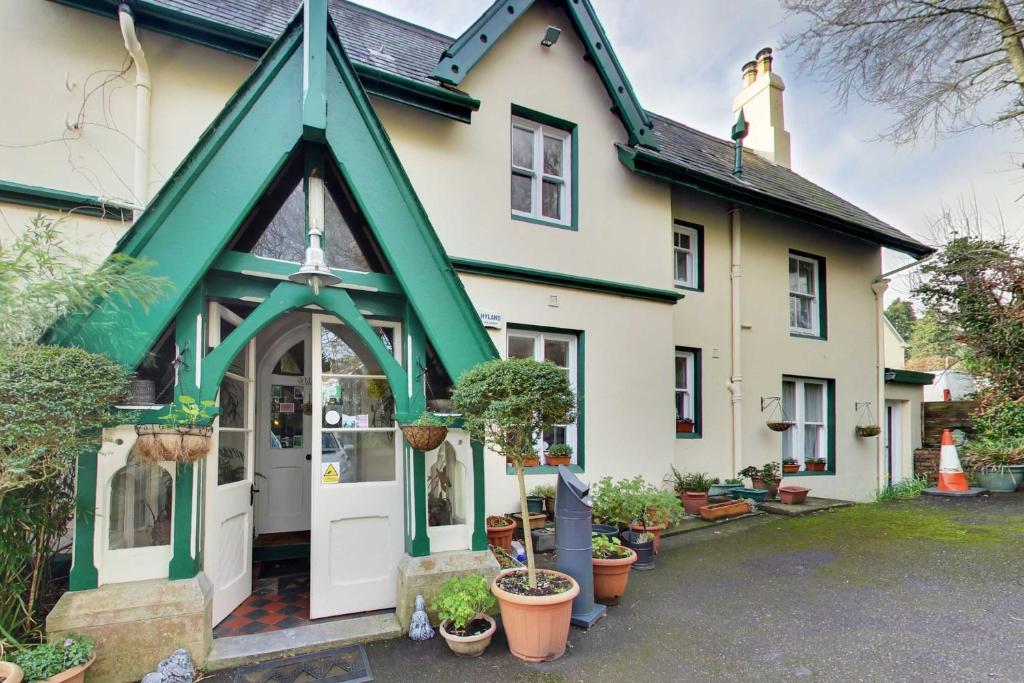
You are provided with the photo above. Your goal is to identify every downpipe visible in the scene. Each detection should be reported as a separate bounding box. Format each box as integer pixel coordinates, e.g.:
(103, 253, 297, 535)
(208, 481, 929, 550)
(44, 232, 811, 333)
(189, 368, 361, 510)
(119, 3, 150, 215)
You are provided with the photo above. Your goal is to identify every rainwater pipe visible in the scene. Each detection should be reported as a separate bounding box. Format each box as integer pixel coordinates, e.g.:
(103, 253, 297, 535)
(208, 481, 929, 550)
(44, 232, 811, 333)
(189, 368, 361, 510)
(118, 3, 150, 215)
(728, 205, 743, 476)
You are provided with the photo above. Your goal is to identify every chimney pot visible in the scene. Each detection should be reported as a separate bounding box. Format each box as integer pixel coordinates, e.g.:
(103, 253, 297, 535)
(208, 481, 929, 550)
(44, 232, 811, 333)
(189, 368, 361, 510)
(741, 60, 757, 87)
(756, 46, 773, 75)
(732, 46, 790, 168)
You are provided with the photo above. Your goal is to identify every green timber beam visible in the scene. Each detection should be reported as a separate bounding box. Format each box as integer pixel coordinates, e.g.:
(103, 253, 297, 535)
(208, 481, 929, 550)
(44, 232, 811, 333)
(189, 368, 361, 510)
(212, 251, 404, 295)
(68, 448, 99, 591)
(303, 0, 328, 138)
(0, 179, 134, 220)
(405, 304, 430, 557)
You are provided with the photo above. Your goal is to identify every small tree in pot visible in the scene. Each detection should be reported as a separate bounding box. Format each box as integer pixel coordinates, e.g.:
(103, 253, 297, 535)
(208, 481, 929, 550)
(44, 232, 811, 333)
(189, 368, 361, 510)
(451, 357, 579, 662)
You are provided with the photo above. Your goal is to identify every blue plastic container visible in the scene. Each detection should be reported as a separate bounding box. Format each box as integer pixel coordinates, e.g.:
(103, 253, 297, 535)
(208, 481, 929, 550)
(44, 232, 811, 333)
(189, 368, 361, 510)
(709, 484, 743, 497)
(730, 487, 768, 502)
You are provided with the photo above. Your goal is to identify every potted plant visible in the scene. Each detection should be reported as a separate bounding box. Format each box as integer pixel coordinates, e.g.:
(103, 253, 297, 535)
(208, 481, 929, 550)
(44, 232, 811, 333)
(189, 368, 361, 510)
(782, 457, 800, 474)
(525, 492, 545, 515)
(805, 457, 827, 472)
(742, 462, 782, 498)
(676, 417, 695, 434)
(490, 544, 525, 575)
(591, 534, 637, 605)
(134, 395, 215, 463)
(451, 357, 579, 663)
(626, 481, 684, 555)
(699, 498, 751, 521)
(530, 484, 556, 518)
(400, 411, 450, 452)
(431, 575, 498, 657)
(963, 440, 1023, 491)
(485, 514, 515, 551)
(545, 443, 573, 466)
(669, 467, 716, 516)
(13, 635, 94, 683)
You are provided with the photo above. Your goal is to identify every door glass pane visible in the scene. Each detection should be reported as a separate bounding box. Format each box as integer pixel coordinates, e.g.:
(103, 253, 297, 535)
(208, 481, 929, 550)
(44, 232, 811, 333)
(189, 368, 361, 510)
(271, 384, 304, 448)
(512, 126, 534, 168)
(804, 383, 824, 422)
(543, 135, 563, 175)
(321, 377, 394, 429)
(511, 172, 532, 213)
(219, 377, 247, 429)
(544, 339, 569, 368)
(218, 430, 247, 485)
(321, 323, 385, 375)
(541, 180, 561, 219)
(109, 455, 173, 549)
(508, 335, 535, 359)
(321, 431, 396, 482)
(273, 341, 305, 376)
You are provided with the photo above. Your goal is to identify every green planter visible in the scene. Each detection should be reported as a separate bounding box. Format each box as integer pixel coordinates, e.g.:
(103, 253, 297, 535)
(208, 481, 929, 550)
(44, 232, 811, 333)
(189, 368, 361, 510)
(708, 484, 742, 497)
(1007, 465, 1024, 489)
(526, 496, 545, 514)
(974, 469, 1018, 492)
(730, 487, 768, 502)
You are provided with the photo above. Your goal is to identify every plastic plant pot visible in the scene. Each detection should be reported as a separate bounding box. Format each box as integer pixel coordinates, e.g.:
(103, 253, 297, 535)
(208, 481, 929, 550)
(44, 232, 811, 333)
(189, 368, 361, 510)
(526, 496, 545, 514)
(681, 491, 709, 516)
(730, 487, 768, 502)
(778, 485, 811, 505)
(592, 523, 618, 540)
(974, 469, 1018, 492)
(491, 570, 579, 663)
(486, 519, 516, 551)
(621, 530, 655, 571)
(592, 546, 638, 605)
(708, 484, 742, 497)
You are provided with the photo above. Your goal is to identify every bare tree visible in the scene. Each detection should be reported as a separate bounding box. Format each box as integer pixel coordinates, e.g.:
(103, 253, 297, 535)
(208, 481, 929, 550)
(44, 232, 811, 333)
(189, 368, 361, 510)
(781, 0, 1024, 143)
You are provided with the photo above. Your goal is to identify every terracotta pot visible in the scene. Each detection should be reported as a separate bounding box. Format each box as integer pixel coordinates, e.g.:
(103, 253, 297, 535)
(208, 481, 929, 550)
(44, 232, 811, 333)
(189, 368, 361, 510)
(513, 512, 547, 531)
(628, 523, 663, 553)
(592, 547, 637, 605)
(439, 614, 496, 657)
(676, 421, 694, 433)
(507, 456, 541, 467)
(681, 491, 709, 516)
(134, 425, 212, 463)
(491, 570, 580, 662)
(486, 520, 515, 551)
(41, 657, 94, 683)
(782, 463, 800, 474)
(0, 661, 24, 683)
(779, 485, 810, 505)
(806, 461, 826, 472)
(401, 425, 448, 451)
(545, 454, 572, 466)
(751, 476, 781, 499)
(544, 496, 555, 519)
(699, 499, 751, 521)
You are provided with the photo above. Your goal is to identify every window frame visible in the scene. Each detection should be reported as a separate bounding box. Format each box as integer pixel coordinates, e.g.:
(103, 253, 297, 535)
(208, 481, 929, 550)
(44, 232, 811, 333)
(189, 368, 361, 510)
(788, 250, 827, 339)
(675, 347, 702, 438)
(781, 375, 836, 475)
(505, 324, 584, 473)
(510, 106, 578, 230)
(673, 221, 704, 291)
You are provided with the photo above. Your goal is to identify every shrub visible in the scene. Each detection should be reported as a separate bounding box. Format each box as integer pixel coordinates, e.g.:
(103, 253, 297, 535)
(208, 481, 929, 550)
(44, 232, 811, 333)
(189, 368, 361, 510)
(431, 576, 496, 634)
(669, 467, 717, 493)
(591, 476, 683, 529)
(14, 634, 94, 680)
(529, 484, 555, 499)
(875, 477, 930, 502)
(973, 400, 1024, 441)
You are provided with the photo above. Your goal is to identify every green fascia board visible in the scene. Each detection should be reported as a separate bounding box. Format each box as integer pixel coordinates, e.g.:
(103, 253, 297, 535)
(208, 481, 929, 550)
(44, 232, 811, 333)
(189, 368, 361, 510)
(0, 179, 133, 220)
(431, 0, 657, 149)
(49, 0, 479, 124)
(886, 368, 934, 385)
(450, 256, 683, 305)
(618, 145, 935, 259)
(213, 251, 404, 296)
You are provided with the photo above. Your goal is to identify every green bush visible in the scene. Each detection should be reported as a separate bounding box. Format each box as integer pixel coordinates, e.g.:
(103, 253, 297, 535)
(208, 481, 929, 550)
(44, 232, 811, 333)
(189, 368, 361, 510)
(973, 401, 1024, 441)
(431, 576, 495, 634)
(669, 467, 717, 493)
(591, 476, 683, 529)
(591, 534, 630, 560)
(875, 477, 930, 502)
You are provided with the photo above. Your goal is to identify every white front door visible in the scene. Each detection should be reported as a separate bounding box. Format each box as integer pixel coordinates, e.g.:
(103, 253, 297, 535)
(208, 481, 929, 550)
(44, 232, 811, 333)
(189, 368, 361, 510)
(256, 327, 312, 535)
(205, 305, 257, 625)
(885, 401, 903, 485)
(309, 314, 404, 619)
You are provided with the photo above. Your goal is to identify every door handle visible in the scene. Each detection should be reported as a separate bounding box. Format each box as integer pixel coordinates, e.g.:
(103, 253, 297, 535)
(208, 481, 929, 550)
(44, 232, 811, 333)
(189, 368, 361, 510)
(305, 453, 312, 461)
(250, 483, 260, 506)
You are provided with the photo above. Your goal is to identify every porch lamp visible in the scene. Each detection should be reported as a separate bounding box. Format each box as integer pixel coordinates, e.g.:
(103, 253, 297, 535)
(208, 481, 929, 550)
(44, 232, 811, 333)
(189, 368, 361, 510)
(289, 173, 341, 295)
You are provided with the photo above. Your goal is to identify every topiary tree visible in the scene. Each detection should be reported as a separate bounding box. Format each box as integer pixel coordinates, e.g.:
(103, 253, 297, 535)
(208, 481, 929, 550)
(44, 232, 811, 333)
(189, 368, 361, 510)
(451, 357, 575, 588)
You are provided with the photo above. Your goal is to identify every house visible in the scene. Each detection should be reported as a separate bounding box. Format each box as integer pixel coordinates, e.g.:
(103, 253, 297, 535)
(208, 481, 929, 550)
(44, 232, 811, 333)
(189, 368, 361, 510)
(0, 0, 934, 679)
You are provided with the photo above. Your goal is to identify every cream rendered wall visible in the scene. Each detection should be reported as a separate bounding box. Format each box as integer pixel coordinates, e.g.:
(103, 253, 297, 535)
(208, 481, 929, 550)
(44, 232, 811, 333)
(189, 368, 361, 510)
(0, 204, 130, 262)
(883, 319, 907, 369)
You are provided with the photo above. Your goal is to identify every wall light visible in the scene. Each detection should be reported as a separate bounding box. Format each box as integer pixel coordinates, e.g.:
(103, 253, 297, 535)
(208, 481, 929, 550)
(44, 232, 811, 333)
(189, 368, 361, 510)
(541, 26, 561, 47)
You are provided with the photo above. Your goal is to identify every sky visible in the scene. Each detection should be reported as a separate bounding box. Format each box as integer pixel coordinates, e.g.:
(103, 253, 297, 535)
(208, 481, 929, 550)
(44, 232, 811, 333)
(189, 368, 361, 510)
(355, 0, 1024, 301)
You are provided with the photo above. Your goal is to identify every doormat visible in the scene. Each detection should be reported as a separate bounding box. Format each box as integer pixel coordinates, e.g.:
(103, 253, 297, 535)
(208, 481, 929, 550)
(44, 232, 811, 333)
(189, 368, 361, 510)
(232, 646, 372, 683)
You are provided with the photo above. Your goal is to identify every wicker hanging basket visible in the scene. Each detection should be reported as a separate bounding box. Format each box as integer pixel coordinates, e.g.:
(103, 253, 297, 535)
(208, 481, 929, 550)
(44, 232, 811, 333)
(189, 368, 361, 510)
(134, 424, 213, 463)
(766, 420, 795, 432)
(855, 402, 881, 437)
(401, 425, 448, 451)
(856, 425, 882, 437)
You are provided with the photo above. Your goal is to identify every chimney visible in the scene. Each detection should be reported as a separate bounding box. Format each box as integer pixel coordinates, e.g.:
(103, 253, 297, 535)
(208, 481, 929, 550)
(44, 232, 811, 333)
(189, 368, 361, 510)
(731, 46, 791, 168)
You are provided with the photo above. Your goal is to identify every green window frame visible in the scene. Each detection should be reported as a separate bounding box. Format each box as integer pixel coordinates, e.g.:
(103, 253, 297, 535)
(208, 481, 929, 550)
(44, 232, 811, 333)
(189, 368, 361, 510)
(505, 323, 585, 474)
(675, 347, 702, 439)
(673, 221, 704, 292)
(789, 250, 827, 339)
(510, 105, 579, 231)
(781, 375, 836, 475)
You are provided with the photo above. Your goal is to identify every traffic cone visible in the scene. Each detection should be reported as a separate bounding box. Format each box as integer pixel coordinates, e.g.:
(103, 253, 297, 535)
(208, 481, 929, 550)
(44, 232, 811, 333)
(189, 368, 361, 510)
(937, 428, 969, 492)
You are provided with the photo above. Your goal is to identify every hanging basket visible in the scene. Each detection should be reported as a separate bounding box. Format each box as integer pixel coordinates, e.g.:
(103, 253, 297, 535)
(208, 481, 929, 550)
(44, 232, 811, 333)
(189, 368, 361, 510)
(134, 424, 213, 463)
(856, 425, 882, 438)
(766, 420, 795, 432)
(401, 425, 448, 451)
(855, 402, 881, 438)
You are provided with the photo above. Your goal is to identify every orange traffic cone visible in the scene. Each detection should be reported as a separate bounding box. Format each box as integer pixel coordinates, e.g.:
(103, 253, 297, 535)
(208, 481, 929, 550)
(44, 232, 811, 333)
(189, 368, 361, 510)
(937, 429, 969, 492)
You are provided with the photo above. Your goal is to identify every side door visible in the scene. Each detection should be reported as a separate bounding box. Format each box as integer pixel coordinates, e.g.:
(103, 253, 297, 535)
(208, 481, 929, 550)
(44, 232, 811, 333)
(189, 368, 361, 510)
(309, 314, 404, 618)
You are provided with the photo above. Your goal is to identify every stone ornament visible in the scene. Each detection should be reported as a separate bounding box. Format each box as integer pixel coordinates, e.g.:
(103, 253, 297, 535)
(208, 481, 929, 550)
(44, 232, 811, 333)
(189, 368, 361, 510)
(408, 595, 435, 641)
(140, 649, 194, 683)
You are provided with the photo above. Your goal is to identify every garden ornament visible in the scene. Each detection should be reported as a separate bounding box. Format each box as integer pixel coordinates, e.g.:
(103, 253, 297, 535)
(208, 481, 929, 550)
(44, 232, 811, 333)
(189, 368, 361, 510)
(409, 594, 434, 641)
(140, 649, 194, 683)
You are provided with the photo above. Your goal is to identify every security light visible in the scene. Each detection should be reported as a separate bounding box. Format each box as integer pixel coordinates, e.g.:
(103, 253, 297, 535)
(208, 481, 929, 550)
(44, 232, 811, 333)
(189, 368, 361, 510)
(541, 26, 561, 47)
(289, 174, 341, 295)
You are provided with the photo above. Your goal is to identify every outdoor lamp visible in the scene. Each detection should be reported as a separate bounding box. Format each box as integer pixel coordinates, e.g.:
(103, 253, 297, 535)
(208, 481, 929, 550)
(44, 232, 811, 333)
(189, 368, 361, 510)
(289, 173, 341, 295)
(541, 26, 561, 47)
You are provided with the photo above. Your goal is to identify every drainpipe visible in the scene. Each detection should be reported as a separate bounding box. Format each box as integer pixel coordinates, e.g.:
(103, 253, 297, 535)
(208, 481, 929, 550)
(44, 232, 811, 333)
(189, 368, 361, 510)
(728, 205, 743, 475)
(119, 3, 150, 215)
(871, 279, 889, 490)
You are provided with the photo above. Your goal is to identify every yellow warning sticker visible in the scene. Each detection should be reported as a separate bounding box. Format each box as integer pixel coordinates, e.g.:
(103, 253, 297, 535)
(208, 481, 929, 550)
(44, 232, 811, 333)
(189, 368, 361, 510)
(321, 462, 340, 484)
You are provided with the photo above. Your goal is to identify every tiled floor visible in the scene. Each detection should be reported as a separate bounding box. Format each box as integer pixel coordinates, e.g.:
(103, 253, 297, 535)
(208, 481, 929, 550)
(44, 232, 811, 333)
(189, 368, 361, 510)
(213, 572, 312, 638)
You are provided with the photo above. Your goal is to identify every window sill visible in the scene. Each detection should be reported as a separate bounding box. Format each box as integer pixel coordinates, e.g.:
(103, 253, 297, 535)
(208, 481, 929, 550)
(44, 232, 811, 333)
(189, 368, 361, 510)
(783, 470, 834, 477)
(789, 330, 827, 341)
(506, 464, 583, 475)
(676, 432, 701, 440)
(674, 284, 702, 293)
(511, 213, 577, 231)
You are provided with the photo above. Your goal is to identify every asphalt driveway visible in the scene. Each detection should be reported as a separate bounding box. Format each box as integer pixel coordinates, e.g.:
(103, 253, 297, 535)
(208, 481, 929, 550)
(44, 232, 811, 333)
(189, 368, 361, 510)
(365, 493, 1024, 682)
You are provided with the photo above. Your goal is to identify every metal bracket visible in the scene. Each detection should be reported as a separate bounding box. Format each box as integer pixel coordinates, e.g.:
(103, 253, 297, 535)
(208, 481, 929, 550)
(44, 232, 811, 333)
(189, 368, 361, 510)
(761, 396, 781, 413)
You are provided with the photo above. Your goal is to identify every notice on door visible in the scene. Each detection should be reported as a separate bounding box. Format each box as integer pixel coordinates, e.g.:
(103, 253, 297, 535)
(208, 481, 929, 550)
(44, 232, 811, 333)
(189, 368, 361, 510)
(321, 462, 340, 485)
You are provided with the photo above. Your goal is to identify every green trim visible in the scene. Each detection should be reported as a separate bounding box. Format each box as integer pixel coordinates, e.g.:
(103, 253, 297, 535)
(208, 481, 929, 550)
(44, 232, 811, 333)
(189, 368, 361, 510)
(168, 462, 198, 579)
(432, 0, 656, 149)
(471, 441, 487, 550)
(212, 251, 403, 296)
(0, 179, 133, 220)
(781, 375, 837, 475)
(510, 104, 579, 231)
(886, 368, 934, 385)
(675, 346, 702, 438)
(302, 0, 328, 138)
(673, 220, 704, 292)
(618, 146, 934, 259)
(451, 257, 683, 305)
(69, 448, 99, 591)
(406, 304, 430, 557)
(511, 214, 576, 231)
(789, 250, 827, 341)
(253, 543, 310, 562)
(52, 0, 478, 124)
(507, 464, 585, 476)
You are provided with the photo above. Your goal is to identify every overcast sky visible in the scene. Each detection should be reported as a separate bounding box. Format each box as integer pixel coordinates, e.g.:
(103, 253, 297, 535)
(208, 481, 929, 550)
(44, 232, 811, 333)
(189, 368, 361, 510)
(356, 0, 1024, 301)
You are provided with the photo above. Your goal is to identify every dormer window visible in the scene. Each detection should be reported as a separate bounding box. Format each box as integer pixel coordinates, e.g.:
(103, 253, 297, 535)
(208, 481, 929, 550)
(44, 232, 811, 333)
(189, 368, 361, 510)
(510, 110, 574, 228)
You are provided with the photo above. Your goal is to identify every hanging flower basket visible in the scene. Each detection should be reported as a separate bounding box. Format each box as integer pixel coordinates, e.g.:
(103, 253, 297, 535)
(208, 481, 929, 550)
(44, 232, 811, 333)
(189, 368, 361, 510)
(401, 425, 448, 451)
(134, 424, 213, 463)
(856, 425, 882, 438)
(766, 420, 795, 432)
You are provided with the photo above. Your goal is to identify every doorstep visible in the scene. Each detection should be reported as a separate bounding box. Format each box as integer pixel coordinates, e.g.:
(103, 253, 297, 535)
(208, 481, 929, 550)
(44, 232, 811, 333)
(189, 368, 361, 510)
(757, 496, 854, 517)
(206, 613, 402, 671)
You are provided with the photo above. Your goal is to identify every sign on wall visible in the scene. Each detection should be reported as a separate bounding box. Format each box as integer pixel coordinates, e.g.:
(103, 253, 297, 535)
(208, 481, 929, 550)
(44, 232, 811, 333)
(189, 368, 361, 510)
(479, 311, 503, 329)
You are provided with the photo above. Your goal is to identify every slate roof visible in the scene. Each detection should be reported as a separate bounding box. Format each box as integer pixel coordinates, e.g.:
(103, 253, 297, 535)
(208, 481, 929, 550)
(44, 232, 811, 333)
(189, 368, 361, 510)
(100, 0, 931, 256)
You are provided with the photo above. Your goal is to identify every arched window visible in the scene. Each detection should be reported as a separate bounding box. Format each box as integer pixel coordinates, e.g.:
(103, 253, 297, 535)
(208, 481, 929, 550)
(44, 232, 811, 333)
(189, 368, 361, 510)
(428, 442, 465, 527)
(108, 453, 173, 550)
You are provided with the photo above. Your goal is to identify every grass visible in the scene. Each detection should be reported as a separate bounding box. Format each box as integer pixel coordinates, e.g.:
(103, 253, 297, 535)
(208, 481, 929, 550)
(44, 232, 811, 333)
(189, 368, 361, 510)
(875, 476, 929, 502)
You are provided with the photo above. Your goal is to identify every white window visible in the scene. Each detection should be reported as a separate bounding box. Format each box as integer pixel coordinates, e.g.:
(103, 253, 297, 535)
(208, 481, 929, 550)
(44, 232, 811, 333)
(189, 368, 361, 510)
(782, 377, 828, 470)
(675, 350, 695, 427)
(511, 117, 572, 225)
(673, 224, 699, 288)
(789, 253, 821, 336)
(506, 328, 578, 463)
